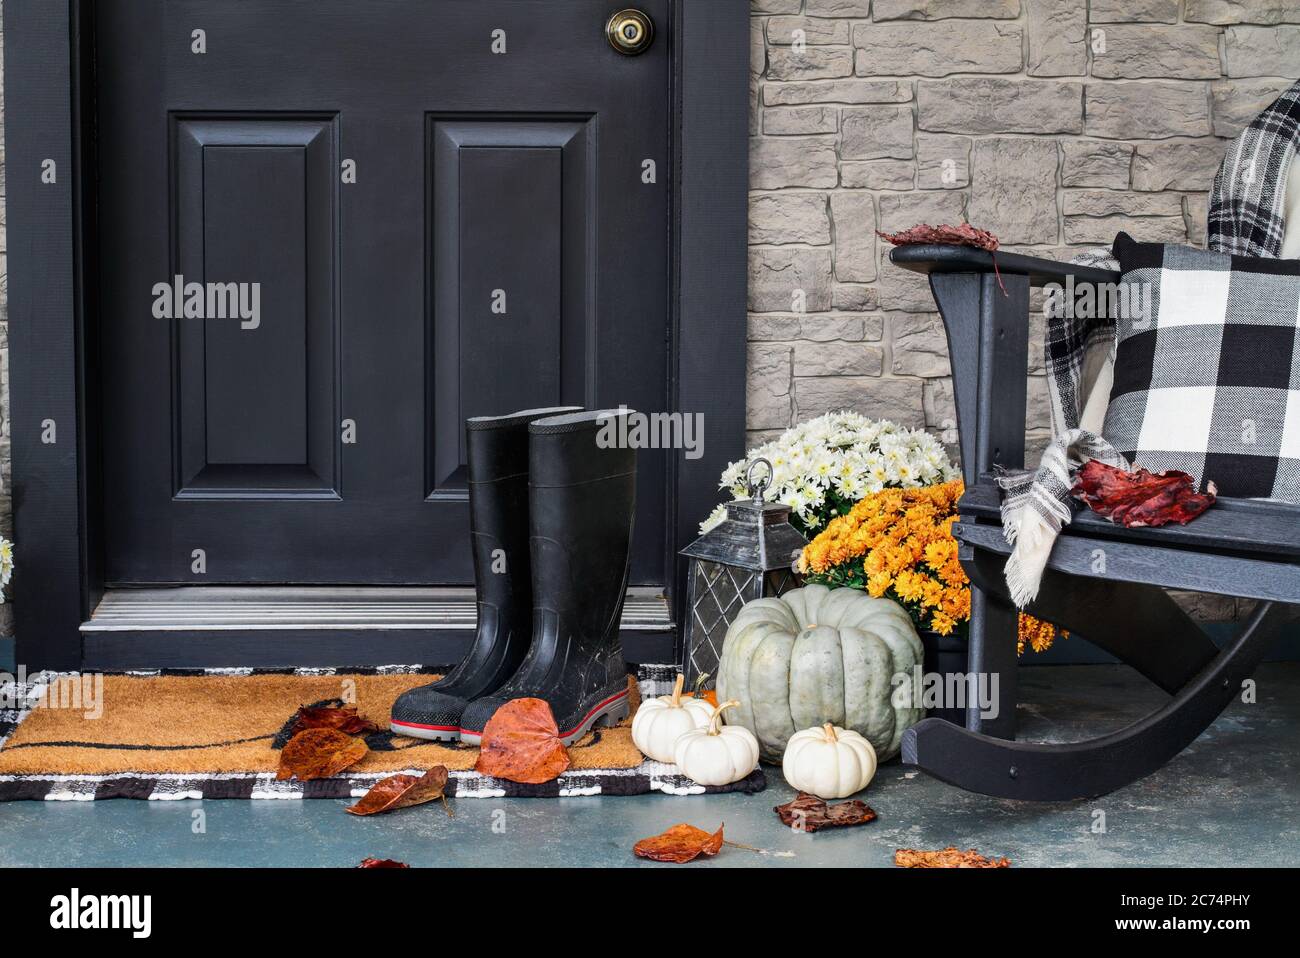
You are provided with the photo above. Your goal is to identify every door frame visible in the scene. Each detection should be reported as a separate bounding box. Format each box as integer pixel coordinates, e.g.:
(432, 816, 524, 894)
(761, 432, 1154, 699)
(4, 0, 750, 670)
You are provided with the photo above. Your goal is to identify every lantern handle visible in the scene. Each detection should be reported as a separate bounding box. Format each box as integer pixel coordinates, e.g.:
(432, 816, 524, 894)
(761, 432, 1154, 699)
(746, 457, 773, 502)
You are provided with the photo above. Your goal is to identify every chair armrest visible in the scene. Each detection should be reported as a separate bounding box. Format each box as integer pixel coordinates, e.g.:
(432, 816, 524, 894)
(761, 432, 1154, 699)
(890, 244, 1119, 289)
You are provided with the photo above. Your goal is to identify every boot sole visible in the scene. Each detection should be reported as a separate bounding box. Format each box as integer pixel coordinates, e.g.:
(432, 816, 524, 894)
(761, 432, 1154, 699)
(458, 688, 631, 748)
(388, 720, 461, 742)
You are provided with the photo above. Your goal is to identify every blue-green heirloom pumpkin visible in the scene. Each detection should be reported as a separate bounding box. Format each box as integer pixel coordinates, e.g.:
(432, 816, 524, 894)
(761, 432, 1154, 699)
(716, 584, 924, 763)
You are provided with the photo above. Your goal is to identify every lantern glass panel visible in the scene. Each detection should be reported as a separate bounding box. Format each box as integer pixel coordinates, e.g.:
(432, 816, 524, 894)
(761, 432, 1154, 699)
(678, 457, 809, 691)
(765, 567, 799, 599)
(683, 559, 763, 690)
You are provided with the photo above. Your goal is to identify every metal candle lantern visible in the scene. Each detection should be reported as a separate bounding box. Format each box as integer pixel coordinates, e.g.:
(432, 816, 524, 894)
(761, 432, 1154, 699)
(679, 459, 808, 690)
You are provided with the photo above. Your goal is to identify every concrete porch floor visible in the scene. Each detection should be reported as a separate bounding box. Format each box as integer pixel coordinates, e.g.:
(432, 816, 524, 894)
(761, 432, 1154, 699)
(0, 642, 1297, 867)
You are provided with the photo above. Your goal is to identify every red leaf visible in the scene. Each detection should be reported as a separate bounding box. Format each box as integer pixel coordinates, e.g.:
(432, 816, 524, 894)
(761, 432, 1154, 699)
(774, 792, 877, 833)
(345, 765, 450, 817)
(276, 728, 369, 781)
(633, 823, 725, 863)
(474, 698, 571, 785)
(1071, 460, 1216, 528)
(358, 858, 410, 869)
(876, 223, 999, 252)
(293, 704, 383, 736)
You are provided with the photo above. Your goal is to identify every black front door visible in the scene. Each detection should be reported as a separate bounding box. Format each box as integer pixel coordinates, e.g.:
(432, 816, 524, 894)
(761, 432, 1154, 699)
(95, 0, 670, 586)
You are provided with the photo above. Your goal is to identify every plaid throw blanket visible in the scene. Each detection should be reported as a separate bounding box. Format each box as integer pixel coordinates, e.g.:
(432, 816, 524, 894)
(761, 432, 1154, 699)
(997, 80, 1300, 607)
(1210, 81, 1300, 258)
(996, 248, 1128, 607)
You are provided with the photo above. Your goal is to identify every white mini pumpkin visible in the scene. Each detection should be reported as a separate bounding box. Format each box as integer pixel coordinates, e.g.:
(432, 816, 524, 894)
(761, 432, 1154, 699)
(673, 701, 760, 786)
(631, 674, 715, 763)
(782, 723, 877, 799)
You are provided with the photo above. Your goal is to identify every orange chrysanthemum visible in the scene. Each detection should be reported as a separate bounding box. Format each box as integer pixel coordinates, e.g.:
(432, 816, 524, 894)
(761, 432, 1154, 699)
(799, 480, 1061, 651)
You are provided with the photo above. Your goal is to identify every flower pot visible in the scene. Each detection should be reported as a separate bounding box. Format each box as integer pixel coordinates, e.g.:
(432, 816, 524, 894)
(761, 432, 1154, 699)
(919, 630, 968, 727)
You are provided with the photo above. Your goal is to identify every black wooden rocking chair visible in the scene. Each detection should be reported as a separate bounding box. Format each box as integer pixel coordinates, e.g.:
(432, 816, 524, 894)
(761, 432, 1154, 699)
(889, 245, 1300, 802)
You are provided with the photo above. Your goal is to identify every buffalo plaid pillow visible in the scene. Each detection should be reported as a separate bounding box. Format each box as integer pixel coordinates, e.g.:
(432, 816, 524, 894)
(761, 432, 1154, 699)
(1104, 232, 1300, 501)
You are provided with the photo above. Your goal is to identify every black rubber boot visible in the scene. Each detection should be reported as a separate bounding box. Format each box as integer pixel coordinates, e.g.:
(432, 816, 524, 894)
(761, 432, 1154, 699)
(389, 407, 582, 741)
(459, 409, 637, 746)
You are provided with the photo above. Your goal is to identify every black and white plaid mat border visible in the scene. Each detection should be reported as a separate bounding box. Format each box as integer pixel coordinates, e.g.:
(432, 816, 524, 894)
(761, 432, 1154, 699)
(0, 663, 765, 801)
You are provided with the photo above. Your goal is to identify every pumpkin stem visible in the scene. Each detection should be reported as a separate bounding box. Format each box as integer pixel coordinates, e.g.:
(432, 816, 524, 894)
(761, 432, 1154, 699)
(670, 673, 685, 707)
(709, 700, 740, 735)
(823, 722, 838, 743)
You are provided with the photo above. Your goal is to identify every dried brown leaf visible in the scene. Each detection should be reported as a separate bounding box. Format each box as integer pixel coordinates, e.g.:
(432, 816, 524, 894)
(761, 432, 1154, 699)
(876, 223, 1007, 294)
(774, 792, 877, 833)
(345, 765, 450, 817)
(474, 698, 571, 784)
(1072, 459, 1216, 528)
(293, 704, 383, 736)
(895, 847, 1011, 868)
(276, 728, 369, 781)
(358, 858, 410, 868)
(633, 823, 725, 863)
(876, 223, 999, 252)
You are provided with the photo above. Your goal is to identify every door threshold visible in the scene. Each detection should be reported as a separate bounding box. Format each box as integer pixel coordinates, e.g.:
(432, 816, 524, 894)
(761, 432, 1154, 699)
(84, 586, 673, 632)
(78, 586, 676, 670)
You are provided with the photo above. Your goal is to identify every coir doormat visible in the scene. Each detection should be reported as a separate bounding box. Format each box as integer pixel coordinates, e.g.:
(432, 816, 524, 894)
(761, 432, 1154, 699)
(0, 664, 765, 801)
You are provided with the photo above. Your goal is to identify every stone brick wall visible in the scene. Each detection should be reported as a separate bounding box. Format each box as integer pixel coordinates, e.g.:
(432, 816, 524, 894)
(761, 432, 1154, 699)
(745, 0, 1297, 498)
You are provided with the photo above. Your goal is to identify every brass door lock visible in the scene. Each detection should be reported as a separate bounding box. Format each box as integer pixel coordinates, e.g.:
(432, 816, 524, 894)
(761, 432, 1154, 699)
(606, 9, 654, 56)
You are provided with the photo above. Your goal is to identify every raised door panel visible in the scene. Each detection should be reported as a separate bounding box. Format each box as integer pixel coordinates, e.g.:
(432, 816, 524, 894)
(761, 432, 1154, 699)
(427, 118, 591, 493)
(172, 116, 338, 497)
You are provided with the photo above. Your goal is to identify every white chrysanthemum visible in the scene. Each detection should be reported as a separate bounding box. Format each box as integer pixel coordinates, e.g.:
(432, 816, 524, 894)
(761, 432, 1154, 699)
(699, 503, 728, 535)
(834, 473, 865, 499)
(0, 537, 13, 602)
(781, 485, 809, 513)
(720, 459, 746, 491)
(921, 445, 947, 472)
(704, 411, 958, 529)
